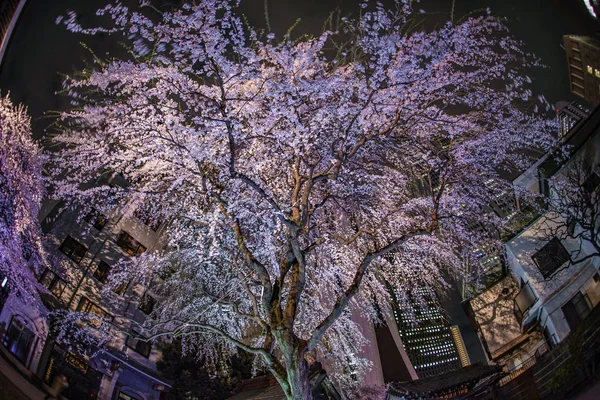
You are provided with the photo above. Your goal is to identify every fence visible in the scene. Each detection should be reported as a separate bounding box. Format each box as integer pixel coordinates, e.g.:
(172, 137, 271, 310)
(494, 304, 600, 400)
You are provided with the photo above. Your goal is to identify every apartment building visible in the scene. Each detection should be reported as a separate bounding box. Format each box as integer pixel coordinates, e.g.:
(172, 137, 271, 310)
(0, 172, 171, 399)
(467, 105, 600, 372)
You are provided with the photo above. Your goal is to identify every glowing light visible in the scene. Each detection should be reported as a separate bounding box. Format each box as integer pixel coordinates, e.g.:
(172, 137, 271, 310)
(584, 0, 598, 18)
(1, 277, 7, 288)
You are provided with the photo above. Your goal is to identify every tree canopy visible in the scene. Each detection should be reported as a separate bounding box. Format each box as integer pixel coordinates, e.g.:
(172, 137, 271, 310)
(51, 1, 556, 398)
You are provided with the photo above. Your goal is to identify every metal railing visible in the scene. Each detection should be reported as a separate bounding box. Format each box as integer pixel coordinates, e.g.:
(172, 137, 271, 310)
(498, 355, 537, 386)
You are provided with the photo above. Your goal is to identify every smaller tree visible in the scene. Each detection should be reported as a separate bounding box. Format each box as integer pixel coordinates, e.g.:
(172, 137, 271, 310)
(0, 94, 46, 302)
(541, 155, 600, 272)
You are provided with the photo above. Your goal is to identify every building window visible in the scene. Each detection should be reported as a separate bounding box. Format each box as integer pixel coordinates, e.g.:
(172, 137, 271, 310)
(116, 231, 146, 256)
(3, 317, 35, 365)
(76, 296, 112, 326)
(58, 236, 87, 264)
(126, 329, 152, 358)
(514, 281, 538, 324)
(562, 292, 592, 331)
(583, 171, 600, 193)
(93, 261, 111, 284)
(39, 269, 66, 299)
(83, 208, 108, 231)
(138, 293, 156, 315)
(118, 392, 140, 400)
(532, 237, 570, 279)
(595, 68, 600, 78)
(588, 65, 594, 74)
(114, 282, 128, 296)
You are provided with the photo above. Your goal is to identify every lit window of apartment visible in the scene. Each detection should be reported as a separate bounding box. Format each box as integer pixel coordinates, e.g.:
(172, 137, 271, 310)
(83, 207, 108, 231)
(531, 237, 570, 279)
(595, 68, 600, 78)
(39, 269, 67, 299)
(126, 328, 152, 358)
(116, 231, 146, 256)
(114, 282, 128, 296)
(588, 65, 594, 74)
(58, 236, 87, 264)
(76, 296, 113, 326)
(93, 261, 111, 284)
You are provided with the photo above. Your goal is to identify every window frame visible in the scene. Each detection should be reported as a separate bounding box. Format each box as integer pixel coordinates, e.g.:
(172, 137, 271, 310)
(83, 207, 108, 231)
(76, 296, 113, 325)
(126, 329, 152, 358)
(93, 261, 111, 284)
(531, 237, 571, 279)
(138, 293, 156, 315)
(3, 316, 35, 365)
(39, 269, 67, 299)
(58, 236, 88, 264)
(116, 231, 146, 256)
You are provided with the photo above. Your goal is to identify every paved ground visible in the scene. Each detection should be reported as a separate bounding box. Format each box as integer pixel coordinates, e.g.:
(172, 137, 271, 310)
(0, 348, 47, 400)
(0, 370, 31, 399)
(576, 380, 600, 400)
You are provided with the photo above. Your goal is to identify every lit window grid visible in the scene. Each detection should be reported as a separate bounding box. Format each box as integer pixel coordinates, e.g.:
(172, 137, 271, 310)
(391, 287, 462, 378)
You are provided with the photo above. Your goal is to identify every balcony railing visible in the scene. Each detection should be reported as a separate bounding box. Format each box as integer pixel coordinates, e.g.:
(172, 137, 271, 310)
(498, 355, 537, 386)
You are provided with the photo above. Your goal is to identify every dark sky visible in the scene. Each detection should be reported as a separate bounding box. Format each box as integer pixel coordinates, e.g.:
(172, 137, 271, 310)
(0, 0, 598, 137)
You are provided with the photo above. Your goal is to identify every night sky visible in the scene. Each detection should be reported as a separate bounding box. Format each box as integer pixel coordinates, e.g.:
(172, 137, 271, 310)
(1, 0, 598, 137)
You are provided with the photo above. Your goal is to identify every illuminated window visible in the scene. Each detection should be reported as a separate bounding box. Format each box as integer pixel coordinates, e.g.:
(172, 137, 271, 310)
(39, 269, 66, 299)
(116, 231, 146, 256)
(83, 207, 108, 231)
(588, 65, 593, 74)
(76, 296, 113, 326)
(595, 68, 600, 78)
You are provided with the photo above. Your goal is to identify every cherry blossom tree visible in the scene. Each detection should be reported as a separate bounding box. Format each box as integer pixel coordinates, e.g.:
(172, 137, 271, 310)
(52, 1, 557, 398)
(0, 95, 46, 303)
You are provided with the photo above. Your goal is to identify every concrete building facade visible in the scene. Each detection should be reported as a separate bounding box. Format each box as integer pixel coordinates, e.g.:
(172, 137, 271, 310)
(468, 105, 600, 374)
(0, 171, 171, 399)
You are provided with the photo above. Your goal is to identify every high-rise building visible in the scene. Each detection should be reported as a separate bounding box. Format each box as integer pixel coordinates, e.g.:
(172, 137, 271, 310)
(391, 286, 462, 379)
(555, 101, 590, 137)
(563, 35, 600, 105)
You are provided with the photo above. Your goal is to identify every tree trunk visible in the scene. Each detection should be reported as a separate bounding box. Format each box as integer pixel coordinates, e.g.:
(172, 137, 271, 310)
(275, 330, 312, 400)
(286, 356, 311, 400)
